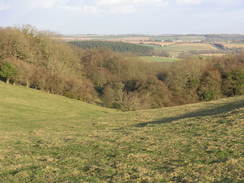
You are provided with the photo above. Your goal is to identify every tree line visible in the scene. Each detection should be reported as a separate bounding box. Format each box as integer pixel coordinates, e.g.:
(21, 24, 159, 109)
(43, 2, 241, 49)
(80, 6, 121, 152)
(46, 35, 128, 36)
(0, 26, 243, 110)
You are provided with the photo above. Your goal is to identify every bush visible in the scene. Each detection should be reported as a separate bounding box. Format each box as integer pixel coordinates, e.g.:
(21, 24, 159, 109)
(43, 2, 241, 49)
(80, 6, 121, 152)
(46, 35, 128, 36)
(0, 61, 17, 83)
(222, 71, 244, 96)
(197, 70, 222, 101)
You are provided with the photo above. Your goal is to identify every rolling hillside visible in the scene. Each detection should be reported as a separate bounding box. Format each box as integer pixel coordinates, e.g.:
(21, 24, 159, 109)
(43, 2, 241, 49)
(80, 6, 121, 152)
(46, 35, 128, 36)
(0, 81, 243, 182)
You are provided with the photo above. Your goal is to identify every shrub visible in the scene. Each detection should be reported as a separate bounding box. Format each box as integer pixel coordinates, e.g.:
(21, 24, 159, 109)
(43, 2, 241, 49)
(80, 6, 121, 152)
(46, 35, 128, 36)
(197, 70, 222, 101)
(0, 61, 17, 83)
(222, 71, 244, 96)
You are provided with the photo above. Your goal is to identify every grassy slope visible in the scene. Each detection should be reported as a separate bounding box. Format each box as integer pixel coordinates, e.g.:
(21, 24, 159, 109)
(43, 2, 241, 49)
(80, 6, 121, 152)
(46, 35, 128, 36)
(0, 81, 244, 183)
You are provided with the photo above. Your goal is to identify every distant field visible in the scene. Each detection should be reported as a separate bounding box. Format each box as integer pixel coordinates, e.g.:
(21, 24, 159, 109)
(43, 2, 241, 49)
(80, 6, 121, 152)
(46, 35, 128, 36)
(140, 42, 219, 57)
(0, 82, 244, 182)
(163, 43, 217, 51)
(150, 35, 206, 42)
(199, 53, 226, 57)
(222, 43, 244, 49)
(59, 34, 244, 43)
(60, 35, 233, 58)
(161, 43, 217, 56)
(139, 56, 180, 62)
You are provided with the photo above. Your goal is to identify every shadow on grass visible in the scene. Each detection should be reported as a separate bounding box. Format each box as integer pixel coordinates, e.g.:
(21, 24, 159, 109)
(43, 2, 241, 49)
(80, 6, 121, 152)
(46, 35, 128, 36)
(135, 99, 244, 127)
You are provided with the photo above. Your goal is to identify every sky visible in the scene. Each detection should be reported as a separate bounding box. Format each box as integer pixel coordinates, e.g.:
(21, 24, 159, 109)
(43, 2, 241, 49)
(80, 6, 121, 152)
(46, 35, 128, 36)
(0, 0, 244, 34)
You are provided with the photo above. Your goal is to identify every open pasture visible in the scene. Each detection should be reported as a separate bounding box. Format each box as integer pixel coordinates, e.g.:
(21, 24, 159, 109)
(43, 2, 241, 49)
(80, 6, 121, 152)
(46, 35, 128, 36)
(0, 82, 243, 182)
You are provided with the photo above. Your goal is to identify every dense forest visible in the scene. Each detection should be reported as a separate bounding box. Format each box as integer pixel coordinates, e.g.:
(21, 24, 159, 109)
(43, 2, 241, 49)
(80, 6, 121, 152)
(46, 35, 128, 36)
(69, 40, 169, 56)
(0, 26, 243, 110)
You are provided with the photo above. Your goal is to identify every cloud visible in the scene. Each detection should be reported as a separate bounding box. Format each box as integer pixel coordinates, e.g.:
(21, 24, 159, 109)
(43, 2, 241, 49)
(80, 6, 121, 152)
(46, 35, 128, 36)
(109, 5, 137, 14)
(1, 0, 244, 11)
(52, 0, 167, 14)
(29, 0, 59, 9)
(95, 0, 167, 14)
(0, 1, 10, 11)
(71, 5, 99, 13)
(176, 0, 202, 5)
(0, 0, 244, 34)
(0, 0, 167, 14)
(0, 5, 9, 11)
(175, 0, 244, 7)
(96, 0, 163, 5)
(0, 0, 59, 10)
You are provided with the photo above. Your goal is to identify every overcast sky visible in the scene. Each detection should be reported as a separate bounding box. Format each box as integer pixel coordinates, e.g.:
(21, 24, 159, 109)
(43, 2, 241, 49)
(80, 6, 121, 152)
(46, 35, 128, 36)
(0, 0, 243, 34)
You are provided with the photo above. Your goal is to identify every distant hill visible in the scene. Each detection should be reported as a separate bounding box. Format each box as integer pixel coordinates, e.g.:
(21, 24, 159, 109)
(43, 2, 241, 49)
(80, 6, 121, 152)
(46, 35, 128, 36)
(62, 34, 244, 43)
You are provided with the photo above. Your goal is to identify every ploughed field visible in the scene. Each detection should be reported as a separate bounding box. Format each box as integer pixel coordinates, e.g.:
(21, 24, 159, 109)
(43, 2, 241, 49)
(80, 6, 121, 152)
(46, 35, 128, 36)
(0, 81, 243, 183)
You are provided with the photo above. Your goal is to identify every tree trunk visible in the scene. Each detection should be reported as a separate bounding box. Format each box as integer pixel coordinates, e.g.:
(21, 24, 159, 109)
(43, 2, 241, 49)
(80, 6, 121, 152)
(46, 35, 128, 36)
(26, 80, 30, 88)
(6, 78, 10, 84)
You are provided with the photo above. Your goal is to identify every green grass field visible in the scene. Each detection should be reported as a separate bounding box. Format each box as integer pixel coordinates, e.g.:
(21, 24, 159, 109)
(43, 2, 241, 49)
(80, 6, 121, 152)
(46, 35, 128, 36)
(0, 81, 244, 182)
(139, 56, 180, 62)
(143, 43, 218, 57)
(162, 43, 216, 52)
(161, 43, 217, 57)
(150, 35, 206, 42)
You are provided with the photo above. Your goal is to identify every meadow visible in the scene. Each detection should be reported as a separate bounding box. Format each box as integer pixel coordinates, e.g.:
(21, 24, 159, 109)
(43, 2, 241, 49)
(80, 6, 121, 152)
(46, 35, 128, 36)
(0, 81, 243, 182)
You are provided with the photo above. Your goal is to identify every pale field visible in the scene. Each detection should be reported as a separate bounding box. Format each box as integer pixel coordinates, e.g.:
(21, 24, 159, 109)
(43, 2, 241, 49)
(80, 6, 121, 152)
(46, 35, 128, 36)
(222, 43, 244, 49)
